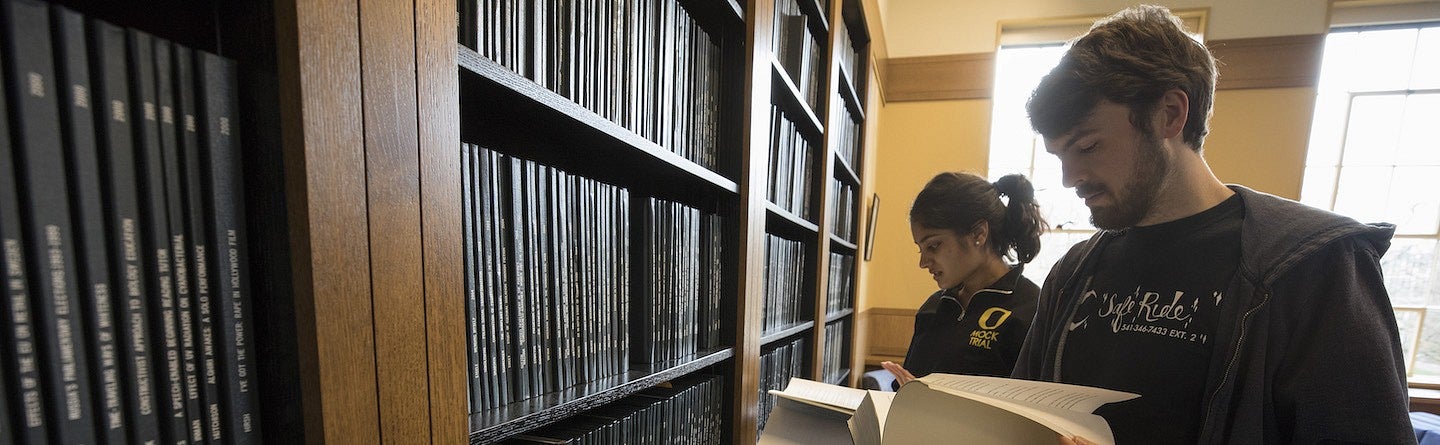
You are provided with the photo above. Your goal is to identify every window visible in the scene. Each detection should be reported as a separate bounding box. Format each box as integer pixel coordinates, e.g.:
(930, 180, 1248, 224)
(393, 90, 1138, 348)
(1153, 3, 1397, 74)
(1300, 23, 1440, 379)
(986, 44, 1088, 284)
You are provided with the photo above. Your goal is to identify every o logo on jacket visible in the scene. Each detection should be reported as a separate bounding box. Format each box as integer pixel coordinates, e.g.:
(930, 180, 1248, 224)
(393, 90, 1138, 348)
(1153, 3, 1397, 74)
(977, 307, 1012, 330)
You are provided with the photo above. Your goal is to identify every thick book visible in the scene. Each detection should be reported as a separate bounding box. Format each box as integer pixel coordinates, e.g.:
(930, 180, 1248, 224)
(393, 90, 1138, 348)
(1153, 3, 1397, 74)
(195, 50, 261, 444)
(90, 18, 162, 445)
(0, 28, 50, 443)
(49, 5, 128, 443)
(127, 28, 190, 444)
(0, 0, 99, 442)
(153, 38, 206, 444)
(173, 43, 223, 443)
(759, 375, 1138, 445)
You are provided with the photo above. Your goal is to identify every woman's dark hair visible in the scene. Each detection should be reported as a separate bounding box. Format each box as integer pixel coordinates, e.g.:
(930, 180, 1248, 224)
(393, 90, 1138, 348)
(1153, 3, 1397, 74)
(909, 172, 1047, 263)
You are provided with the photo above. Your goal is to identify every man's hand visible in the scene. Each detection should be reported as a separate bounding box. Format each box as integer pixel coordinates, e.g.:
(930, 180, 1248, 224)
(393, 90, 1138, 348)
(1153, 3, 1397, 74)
(880, 361, 917, 386)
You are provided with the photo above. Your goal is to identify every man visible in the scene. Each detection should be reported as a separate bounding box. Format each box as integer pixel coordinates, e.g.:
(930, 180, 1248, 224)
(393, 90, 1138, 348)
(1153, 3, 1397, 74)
(1012, 5, 1415, 445)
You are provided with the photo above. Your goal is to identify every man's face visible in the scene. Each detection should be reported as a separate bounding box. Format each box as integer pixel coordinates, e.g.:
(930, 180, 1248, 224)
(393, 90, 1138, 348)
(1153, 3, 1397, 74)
(1044, 100, 1170, 229)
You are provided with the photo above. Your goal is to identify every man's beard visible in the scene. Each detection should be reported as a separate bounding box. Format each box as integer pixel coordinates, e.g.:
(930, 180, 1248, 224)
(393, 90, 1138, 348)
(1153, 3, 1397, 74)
(1087, 131, 1169, 229)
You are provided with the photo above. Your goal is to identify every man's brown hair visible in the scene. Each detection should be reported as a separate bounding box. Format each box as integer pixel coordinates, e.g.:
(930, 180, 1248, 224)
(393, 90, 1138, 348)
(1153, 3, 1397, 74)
(1027, 5, 1217, 151)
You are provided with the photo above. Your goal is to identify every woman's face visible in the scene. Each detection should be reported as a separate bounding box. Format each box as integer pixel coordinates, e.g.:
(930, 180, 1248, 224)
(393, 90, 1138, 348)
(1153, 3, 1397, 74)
(911, 222, 984, 291)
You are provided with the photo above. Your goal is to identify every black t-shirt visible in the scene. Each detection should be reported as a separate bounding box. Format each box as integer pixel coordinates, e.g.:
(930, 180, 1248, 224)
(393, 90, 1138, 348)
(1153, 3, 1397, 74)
(902, 266, 1038, 382)
(1060, 194, 1243, 444)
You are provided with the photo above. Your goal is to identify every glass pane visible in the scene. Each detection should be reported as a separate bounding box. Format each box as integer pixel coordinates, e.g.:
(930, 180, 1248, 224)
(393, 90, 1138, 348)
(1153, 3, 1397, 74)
(1411, 27, 1440, 90)
(1023, 231, 1094, 284)
(1332, 165, 1393, 223)
(1381, 238, 1439, 308)
(1396, 93, 1440, 166)
(1298, 165, 1338, 210)
(1317, 31, 1359, 93)
(1350, 28, 1419, 92)
(1386, 167, 1440, 235)
(1396, 309, 1423, 374)
(1341, 95, 1405, 166)
(1032, 166, 1092, 231)
(989, 45, 1064, 178)
(1303, 91, 1350, 168)
(1411, 308, 1440, 378)
(1032, 134, 1061, 171)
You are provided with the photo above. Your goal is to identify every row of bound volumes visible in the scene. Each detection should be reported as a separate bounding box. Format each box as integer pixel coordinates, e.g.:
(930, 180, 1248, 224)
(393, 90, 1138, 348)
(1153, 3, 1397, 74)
(0, 0, 259, 443)
(505, 374, 724, 445)
(828, 178, 855, 241)
(762, 234, 806, 335)
(833, 96, 862, 174)
(461, 0, 727, 171)
(772, 0, 824, 114)
(825, 252, 854, 315)
(462, 143, 632, 412)
(836, 17, 865, 99)
(757, 337, 807, 434)
(631, 197, 724, 365)
(767, 105, 815, 221)
(821, 319, 850, 384)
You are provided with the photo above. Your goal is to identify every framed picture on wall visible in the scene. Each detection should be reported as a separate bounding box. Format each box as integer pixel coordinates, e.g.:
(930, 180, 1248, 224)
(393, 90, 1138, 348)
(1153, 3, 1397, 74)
(864, 194, 879, 261)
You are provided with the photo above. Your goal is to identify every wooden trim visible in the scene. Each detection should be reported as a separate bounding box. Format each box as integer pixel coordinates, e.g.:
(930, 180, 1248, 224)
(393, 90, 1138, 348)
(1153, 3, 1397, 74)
(1208, 34, 1324, 90)
(416, 0, 467, 442)
(275, 0, 380, 442)
(883, 52, 995, 102)
(861, 307, 916, 362)
(360, 0, 430, 441)
(734, 0, 775, 441)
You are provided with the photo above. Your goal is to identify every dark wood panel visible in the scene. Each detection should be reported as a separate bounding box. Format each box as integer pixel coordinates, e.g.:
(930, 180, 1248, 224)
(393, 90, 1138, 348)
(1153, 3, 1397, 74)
(735, 0, 778, 441)
(274, 0, 380, 442)
(416, 0, 467, 443)
(359, 0, 429, 441)
(884, 52, 995, 101)
(1208, 34, 1324, 90)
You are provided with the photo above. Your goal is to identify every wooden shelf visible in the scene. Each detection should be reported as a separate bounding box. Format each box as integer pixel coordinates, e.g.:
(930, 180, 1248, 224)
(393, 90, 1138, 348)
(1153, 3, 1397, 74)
(838, 66, 865, 121)
(830, 234, 857, 252)
(770, 59, 825, 139)
(825, 368, 852, 386)
(825, 308, 855, 324)
(833, 151, 860, 186)
(458, 46, 739, 196)
(468, 347, 735, 443)
(796, 0, 831, 35)
(761, 321, 816, 347)
(766, 201, 821, 235)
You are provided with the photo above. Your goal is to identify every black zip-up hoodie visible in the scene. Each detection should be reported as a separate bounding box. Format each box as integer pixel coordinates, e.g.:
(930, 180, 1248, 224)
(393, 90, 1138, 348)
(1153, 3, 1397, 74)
(903, 265, 1038, 380)
(1014, 185, 1415, 444)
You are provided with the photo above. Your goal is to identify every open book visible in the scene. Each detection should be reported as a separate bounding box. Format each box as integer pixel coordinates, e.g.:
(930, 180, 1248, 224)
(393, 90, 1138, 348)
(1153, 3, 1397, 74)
(758, 374, 1137, 445)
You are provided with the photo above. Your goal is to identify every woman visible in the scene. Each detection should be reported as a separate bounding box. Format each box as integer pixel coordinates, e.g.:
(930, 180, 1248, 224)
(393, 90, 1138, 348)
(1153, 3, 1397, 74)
(881, 172, 1045, 386)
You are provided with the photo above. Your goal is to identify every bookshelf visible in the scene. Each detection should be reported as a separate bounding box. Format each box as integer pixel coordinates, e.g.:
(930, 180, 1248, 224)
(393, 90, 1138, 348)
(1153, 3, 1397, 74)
(15, 0, 873, 442)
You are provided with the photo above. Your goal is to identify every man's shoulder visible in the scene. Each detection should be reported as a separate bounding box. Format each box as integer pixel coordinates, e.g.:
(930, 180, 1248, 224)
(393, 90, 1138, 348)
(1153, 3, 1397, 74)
(1230, 185, 1394, 285)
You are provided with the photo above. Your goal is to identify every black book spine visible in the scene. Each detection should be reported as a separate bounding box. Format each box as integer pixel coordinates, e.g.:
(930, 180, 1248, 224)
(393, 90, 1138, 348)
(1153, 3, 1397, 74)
(173, 43, 221, 443)
(152, 39, 204, 444)
(195, 51, 259, 444)
(460, 144, 480, 412)
(0, 0, 98, 442)
(48, 5, 128, 443)
(126, 28, 189, 445)
(89, 18, 161, 445)
(0, 21, 49, 443)
(508, 156, 531, 402)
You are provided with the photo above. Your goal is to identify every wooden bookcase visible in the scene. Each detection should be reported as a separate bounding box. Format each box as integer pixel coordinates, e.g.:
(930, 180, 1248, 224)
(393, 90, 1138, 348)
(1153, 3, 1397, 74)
(48, 0, 874, 442)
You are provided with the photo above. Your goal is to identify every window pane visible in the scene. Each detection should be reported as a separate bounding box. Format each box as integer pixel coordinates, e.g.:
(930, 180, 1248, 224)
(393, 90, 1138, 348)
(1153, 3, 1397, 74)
(1350, 28, 1419, 92)
(1303, 91, 1350, 168)
(1396, 309, 1423, 374)
(1341, 95, 1405, 166)
(1032, 166, 1092, 231)
(1332, 165, 1393, 222)
(1411, 308, 1440, 378)
(1024, 231, 1094, 284)
(1316, 31, 1359, 93)
(1386, 167, 1440, 235)
(1395, 93, 1440, 166)
(1299, 165, 1338, 210)
(1381, 238, 1439, 307)
(1411, 27, 1440, 90)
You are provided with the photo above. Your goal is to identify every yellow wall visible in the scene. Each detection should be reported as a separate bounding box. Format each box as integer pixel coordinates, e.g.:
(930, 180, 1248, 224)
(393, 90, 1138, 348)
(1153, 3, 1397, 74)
(863, 99, 993, 310)
(1205, 87, 1318, 199)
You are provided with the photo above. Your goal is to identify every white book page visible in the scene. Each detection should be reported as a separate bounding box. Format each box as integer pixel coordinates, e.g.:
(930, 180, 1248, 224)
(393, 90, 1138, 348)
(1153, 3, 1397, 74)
(847, 390, 896, 445)
(919, 374, 1137, 413)
(773, 377, 868, 412)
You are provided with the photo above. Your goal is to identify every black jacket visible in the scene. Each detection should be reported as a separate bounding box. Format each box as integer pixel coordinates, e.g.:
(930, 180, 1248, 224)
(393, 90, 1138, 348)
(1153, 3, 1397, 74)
(902, 265, 1038, 380)
(1014, 185, 1415, 444)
